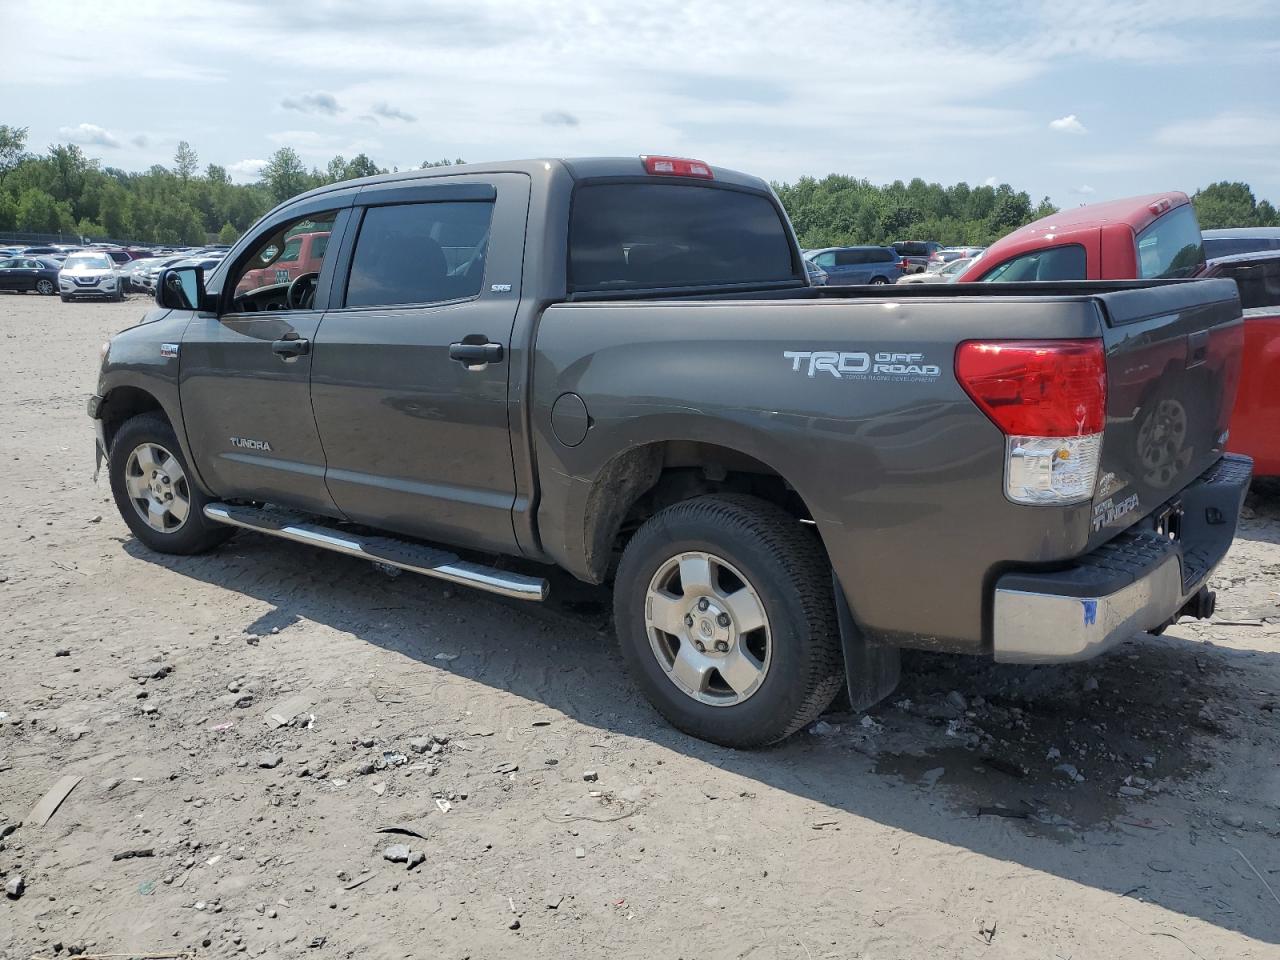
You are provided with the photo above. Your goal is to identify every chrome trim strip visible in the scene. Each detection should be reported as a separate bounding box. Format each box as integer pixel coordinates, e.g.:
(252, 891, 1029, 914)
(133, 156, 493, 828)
(202, 503, 548, 601)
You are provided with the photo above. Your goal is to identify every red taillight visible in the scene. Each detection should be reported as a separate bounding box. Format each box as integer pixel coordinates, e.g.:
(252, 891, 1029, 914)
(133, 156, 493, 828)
(641, 155, 714, 179)
(955, 339, 1107, 437)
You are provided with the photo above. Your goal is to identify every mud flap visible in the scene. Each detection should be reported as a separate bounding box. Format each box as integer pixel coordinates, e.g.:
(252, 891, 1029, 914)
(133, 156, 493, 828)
(833, 573, 900, 712)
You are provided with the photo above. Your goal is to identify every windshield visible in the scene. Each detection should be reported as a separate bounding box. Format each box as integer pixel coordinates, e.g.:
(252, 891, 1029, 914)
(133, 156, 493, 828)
(64, 254, 112, 270)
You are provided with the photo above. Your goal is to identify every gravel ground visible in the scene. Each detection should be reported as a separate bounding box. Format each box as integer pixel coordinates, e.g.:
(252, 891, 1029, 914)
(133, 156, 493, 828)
(2, 293, 1279, 959)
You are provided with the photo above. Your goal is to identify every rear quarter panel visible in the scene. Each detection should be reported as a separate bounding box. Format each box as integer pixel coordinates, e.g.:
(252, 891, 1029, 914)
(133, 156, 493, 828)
(531, 296, 1105, 653)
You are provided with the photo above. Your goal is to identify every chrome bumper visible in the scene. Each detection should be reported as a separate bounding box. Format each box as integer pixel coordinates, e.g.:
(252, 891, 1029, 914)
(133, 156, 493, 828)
(992, 454, 1252, 664)
(993, 554, 1185, 663)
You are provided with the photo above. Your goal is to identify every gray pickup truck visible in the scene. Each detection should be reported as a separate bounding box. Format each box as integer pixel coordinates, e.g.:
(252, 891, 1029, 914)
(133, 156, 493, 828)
(90, 155, 1252, 747)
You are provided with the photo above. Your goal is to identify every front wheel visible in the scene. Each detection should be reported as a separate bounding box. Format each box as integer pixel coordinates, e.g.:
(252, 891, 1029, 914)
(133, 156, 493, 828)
(869, 276, 889, 285)
(36, 278, 55, 295)
(613, 494, 844, 748)
(108, 413, 233, 555)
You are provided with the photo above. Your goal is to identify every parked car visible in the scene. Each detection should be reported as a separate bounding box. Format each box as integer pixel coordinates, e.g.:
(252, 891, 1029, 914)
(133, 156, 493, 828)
(956, 193, 1204, 282)
(58, 251, 124, 301)
(0, 255, 60, 295)
(933, 246, 984, 265)
(895, 257, 972, 284)
(91, 155, 1250, 749)
(22, 245, 63, 257)
(803, 259, 828, 286)
(804, 246, 903, 285)
(1202, 227, 1280, 259)
(890, 240, 943, 273)
(1199, 251, 1280, 477)
(133, 256, 191, 294)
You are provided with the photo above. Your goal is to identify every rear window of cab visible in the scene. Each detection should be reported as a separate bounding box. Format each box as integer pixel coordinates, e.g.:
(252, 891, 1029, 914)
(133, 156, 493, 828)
(568, 183, 796, 292)
(1137, 204, 1205, 279)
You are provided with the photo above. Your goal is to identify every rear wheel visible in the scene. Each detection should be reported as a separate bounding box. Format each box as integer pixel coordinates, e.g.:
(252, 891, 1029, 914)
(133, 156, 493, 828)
(613, 494, 844, 748)
(108, 413, 232, 555)
(35, 278, 55, 295)
(870, 276, 889, 285)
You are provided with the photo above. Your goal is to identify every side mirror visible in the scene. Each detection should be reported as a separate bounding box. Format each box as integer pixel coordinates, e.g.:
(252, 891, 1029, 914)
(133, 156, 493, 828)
(156, 266, 209, 311)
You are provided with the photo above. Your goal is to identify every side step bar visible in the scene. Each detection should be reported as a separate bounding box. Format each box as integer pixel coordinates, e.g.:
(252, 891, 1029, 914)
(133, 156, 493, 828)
(203, 503, 548, 601)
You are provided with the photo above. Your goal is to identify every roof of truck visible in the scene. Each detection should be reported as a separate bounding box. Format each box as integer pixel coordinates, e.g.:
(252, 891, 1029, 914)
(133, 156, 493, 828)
(276, 156, 772, 214)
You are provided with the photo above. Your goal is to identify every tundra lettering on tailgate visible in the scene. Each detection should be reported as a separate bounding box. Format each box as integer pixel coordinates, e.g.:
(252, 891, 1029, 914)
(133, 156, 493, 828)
(783, 350, 942, 382)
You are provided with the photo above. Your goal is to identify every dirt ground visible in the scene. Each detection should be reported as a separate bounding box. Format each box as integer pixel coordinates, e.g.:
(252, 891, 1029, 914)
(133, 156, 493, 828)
(1, 293, 1278, 960)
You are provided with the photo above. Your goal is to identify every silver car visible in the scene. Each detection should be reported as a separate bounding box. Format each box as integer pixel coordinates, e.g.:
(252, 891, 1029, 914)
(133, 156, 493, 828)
(895, 257, 973, 284)
(59, 252, 124, 302)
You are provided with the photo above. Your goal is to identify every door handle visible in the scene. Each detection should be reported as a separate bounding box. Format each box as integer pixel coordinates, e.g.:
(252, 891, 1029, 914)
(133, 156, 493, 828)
(449, 341, 504, 364)
(272, 337, 310, 358)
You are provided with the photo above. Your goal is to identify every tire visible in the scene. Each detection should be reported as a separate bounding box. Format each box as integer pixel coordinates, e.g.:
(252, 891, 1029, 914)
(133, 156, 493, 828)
(613, 494, 844, 748)
(60, 295, 70, 302)
(870, 276, 889, 285)
(108, 412, 233, 555)
(36, 278, 55, 296)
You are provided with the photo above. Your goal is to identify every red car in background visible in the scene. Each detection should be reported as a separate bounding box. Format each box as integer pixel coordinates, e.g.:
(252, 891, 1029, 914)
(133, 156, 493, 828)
(1201, 252, 1280, 476)
(235, 230, 330, 294)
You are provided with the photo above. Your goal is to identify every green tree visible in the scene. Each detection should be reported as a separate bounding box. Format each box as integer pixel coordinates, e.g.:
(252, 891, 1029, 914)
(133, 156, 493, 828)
(261, 147, 310, 203)
(0, 124, 28, 183)
(217, 221, 239, 244)
(173, 140, 199, 181)
(1192, 181, 1279, 229)
(345, 153, 382, 179)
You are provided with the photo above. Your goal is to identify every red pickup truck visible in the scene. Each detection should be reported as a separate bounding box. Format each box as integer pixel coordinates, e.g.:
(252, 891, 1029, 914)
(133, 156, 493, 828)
(957, 193, 1277, 477)
(235, 230, 330, 295)
(954, 192, 1204, 283)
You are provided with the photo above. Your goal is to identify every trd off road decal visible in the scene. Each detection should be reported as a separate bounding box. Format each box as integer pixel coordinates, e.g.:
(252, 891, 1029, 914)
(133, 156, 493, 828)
(783, 349, 942, 383)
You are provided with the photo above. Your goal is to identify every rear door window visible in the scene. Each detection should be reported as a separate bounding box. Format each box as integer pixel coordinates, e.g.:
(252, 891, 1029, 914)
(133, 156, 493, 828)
(980, 244, 1086, 282)
(569, 183, 796, 291)
(835, 249, 868, 266)
(1137, 205, 1205, 279)
(345, 201, 493, 307)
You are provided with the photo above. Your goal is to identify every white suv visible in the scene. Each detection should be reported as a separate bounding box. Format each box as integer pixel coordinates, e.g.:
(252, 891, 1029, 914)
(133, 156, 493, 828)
(58, 252, 124, 302)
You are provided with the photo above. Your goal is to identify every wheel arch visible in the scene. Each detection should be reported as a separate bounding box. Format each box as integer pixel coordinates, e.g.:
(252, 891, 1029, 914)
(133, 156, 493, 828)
(565, 438, 818, 585)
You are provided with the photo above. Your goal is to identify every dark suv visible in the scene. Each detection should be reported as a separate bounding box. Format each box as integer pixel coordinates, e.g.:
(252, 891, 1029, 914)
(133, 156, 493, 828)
(891, 240, 943, 274)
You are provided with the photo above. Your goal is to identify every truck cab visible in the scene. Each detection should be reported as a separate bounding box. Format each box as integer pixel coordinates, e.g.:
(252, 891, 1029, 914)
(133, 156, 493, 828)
(955, 193, 1205, 283)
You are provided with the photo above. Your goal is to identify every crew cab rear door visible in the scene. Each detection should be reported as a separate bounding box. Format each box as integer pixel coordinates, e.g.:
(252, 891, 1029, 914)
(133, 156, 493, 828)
(309, 173, 529, 554)
(1089, 278, 1243, 546)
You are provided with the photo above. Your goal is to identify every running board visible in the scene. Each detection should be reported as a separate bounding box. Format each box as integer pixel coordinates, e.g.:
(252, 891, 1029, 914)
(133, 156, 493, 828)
(202, 503, 548, 601)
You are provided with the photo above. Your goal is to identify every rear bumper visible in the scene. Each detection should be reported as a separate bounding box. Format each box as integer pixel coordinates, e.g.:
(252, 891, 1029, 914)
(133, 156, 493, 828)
(992, 454, 1253, 663)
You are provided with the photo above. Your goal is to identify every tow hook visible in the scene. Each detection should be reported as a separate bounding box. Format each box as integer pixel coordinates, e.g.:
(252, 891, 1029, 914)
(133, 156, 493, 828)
(1179, 587, 1217, 621)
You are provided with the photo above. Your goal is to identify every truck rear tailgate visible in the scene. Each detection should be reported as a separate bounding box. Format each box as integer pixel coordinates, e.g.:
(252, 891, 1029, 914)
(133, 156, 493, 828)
(1089, 278, 1244, 546)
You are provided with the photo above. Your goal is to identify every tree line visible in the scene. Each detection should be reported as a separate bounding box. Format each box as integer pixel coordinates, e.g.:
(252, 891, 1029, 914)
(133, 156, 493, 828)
(0, 124, 1275, 248)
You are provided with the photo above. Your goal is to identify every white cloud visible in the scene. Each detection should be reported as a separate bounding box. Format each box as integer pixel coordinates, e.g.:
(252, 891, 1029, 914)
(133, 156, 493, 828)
(1072, 184, 1096, 194)
(1049, 114, 1087, 135)
(228, 158, 268, 181)
(59, 122, 120, 148)
(983, 176, 999, 187)
(1154, 112, 1280, 149)
(281, 92, 341, 115)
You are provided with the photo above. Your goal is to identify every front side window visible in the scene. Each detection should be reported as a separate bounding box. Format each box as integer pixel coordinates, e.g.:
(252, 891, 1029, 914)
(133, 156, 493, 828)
(232, 211, 338, 302)
(345, 201, 493, 308)
(812, 251, 836, 268)
(1137, 205, 1204, 279)
(569, 183, 796, 291)
(981, 244, 1086, 282)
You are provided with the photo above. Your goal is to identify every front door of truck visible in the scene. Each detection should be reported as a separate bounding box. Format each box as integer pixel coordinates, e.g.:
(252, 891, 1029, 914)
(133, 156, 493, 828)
(309, 174, 529, 554)
(179, 199, 353, 516)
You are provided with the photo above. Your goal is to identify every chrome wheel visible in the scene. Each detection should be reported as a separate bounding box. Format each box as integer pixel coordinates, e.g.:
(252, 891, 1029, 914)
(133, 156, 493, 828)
(644, 551, 771, 706)
(124, 442, 191, 533)
(36, 279, 55, 295)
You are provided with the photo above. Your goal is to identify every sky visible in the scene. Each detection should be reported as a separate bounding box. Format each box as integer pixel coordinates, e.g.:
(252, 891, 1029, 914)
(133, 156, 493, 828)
(3, 0, 1278, 207)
